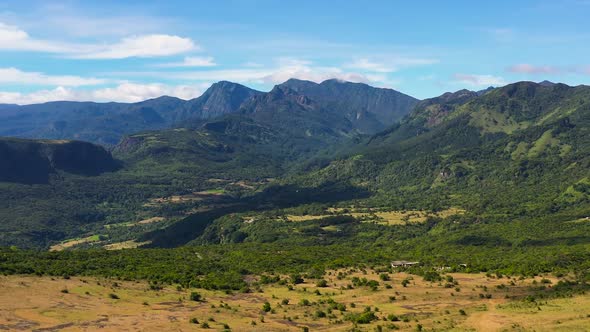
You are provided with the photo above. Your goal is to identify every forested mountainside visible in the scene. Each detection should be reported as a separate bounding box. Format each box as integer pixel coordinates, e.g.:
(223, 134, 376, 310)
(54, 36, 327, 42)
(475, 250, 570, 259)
(1, 80, 590, 257)
(283, 82, 590, 213)
(0, 137, 118, 184)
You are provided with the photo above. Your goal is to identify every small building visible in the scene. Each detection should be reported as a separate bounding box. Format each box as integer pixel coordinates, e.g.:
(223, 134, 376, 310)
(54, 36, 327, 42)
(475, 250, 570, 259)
(391, 260, 420, 268)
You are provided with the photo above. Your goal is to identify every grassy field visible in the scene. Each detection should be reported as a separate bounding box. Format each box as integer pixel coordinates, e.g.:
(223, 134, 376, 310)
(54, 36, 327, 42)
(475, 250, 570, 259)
(49, 235, 105, 252)
(1, 270, 588, 331)
(285, 208, 464, 226)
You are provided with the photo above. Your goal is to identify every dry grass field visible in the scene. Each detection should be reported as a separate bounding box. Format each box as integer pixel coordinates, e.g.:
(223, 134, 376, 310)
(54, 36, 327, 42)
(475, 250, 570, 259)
(286, 208, 464, 225)
(1, 269, 589, 331)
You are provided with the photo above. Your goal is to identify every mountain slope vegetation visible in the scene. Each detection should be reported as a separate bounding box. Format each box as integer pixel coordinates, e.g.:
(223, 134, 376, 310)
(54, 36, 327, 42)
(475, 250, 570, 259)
(1, 80, 590, 259)
(0, 137, 118, 184)
(287, 81, 590, 215)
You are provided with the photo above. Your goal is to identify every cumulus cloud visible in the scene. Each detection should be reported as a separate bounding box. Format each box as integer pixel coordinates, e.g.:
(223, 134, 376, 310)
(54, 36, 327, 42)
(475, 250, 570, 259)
(0, 67, 106, 86)
(0, 83, 209, 105)
(0, 22, 197, 59)
(259, 63, 384, 85)
(507, 64, 562, 74)
(156, 56, 216, 67)
(453, 74, 507, 86)
(0, 87, 78, 105)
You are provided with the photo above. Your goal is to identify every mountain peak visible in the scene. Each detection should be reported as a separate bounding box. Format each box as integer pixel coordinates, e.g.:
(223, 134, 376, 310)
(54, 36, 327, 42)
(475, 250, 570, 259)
(539, 80, 556, 87)
(279, 78, 320, 93)
(204, 81, 256, 94)
(277, 77, 418, 131)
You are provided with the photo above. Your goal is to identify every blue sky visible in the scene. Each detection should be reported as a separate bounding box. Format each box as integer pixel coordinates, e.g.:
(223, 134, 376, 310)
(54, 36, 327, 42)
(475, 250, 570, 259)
(0, 0, 589, 104)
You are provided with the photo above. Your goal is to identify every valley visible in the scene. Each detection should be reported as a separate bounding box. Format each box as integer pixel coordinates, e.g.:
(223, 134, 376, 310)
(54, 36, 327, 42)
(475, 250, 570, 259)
(2, 79, 590, 331)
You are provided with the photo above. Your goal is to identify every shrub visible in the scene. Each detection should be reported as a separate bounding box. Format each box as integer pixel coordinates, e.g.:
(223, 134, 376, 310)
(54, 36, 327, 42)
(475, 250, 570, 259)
(345, 311, 377, 324)
(299, 299, 310, 306)
(190, 292, 202, 302)
(108, 293, 119, 299)
(316, 279, 328, 287)
(262, 302, 271, 312)
(315, 310, 327, 318)
(423, 271, 442, 282)
(290, 274, 304, 284)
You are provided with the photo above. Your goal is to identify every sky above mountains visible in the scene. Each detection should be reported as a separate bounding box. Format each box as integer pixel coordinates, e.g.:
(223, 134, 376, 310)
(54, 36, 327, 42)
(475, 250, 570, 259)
(0, 0, 588, 104)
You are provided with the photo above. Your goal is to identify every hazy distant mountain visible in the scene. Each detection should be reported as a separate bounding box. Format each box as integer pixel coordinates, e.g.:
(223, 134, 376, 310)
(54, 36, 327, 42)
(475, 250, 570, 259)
(0, 82, 262, 145)
(0, 79, 418, 145)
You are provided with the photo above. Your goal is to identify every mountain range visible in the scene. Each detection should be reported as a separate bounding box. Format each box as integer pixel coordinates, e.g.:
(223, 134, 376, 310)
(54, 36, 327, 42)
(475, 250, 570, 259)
(1, 78, 590, 251)
(0, 79, 417, 146)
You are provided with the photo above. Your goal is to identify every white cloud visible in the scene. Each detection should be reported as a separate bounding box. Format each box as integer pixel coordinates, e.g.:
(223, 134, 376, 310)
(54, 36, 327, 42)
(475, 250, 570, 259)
(0, 83, 209, 105)
(156, 56, 216, 67)
(69, 34, 197, 59)
(119, 58, 394, 86)
(0, 22, 197, 59)
(0, 22, 74, 52)
(345, 57, 438, 73)
(0, 67, 106, 86)
(346, 58, 395, 73)
(453, 74, 507, 86)
(259, 63, 384, 85)
(91, 82, 206, 102)
(0, 87, 78, 104)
